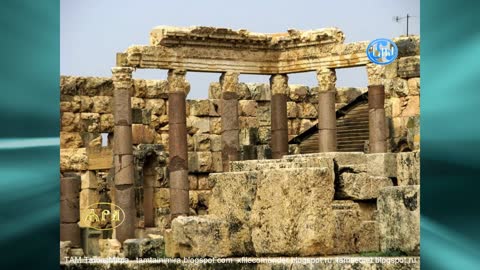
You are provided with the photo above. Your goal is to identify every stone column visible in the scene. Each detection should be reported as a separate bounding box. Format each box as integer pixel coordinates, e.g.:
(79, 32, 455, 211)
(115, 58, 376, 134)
(366, 64, 387, 153)
(220, 72, 240, 171)
(270, 74, 289, 159)
(167, 69, 190, 222)
(316, 68, 337, 152)
(60, 175, 81, 247)
(112, 67, 136, 243)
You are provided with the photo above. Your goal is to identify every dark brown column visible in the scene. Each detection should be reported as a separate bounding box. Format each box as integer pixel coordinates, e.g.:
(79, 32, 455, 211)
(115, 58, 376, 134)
(143, 170, 155, 228)
(111, 67, 136, 243)
(60, 175, 81, 247)
(270, 74, 289, 159)
(366, 64, 387, 153)
(220, 72, 240, 171)
(368, 85, 387, 153)
(316, 68, 337, 152)
(167, 69, 190, 222)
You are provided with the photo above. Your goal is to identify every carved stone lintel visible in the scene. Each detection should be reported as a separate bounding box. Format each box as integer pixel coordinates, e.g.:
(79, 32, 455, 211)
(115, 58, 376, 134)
(167, 69, 190, 94)
(366, 63, 386, 86)
(270, 74, 289, 95)
(316, 68, 336, 92)
(220, 72, 239, 93)
(111, 67, 134, 90)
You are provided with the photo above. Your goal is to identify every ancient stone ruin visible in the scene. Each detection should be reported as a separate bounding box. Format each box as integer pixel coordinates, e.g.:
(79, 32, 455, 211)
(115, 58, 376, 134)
(60, 26, 420, 269)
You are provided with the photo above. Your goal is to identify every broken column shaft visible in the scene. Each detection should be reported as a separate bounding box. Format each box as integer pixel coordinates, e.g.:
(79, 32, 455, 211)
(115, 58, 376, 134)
(270, 74, 289, 159)
(112, 67, 136, 243)
(316, 68, 337, 152)
(220, 72, 240, 171)
(168, 69, 190, 222)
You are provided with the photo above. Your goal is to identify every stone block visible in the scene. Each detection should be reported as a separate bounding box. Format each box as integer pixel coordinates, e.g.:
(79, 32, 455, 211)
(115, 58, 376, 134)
(239, 100, 257, 116)
(288, 85, 309, 101)
(197, 174, 209, 190)
(237, 83, 252, 99)
(60, 148, 88, 171)
(385, 77, 408, 98)
(99, 114, 114, 133)
(398, 56, 420, 78)
(297, 102, 317, 118)
(154, 188, 170, 208)
(239, 128, 258, 146)
(396, 151, 420, 186)
(357, 221, 380, 253)
(145, 80, 169, 98)
(98, 239, 122, 258)
(80, 171, 97, 190)
(187, 116, 210, 134)
(60, 241, 71, 262)
(80, 113, 100, 133)
(189, 100, 211, 116)
(300, 119, 316, 132)
(132, 124, 155, 144)
(210, 134, 222, 152)
(357, 201, 377, 221)
(256, 145, 272, 160)
(286, 101, 297, 118)
(209, 171, 259, 255)
(257, 127, 271, 144)
(407, 77, 420, 96)
(61, 112, 81, 132)
(60, 132, 83, 148)
(79, 96, 93, 112)
(250, 168, 335, 256)
(367, 153, 397, 178)
(239, 116, 259, 129)
(256, 102, 271, 127)
(124, 237, 165, 259)
(92, 96, 112, 113)
(209, 117, 221, 134)
(192, 134, 211, 151)
(332, 201, 361, 255)
(145, 99, 166, 116)
(378, 185, 420, 255)
(208, 82, 221, 99)
(131, 97, 145, 109)
(336, 87, 367, 104)
(248, 83, 271, 101)
(401, 96, 420, 117)
(165, 216, 232, 258)
(336, 173, 393, 200)
(188, 152, 212, 173)
(188, 174, 198, 190)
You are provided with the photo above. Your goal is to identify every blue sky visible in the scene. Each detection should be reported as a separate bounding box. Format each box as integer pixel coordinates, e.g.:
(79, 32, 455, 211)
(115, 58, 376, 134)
(61, 0, 419, 99)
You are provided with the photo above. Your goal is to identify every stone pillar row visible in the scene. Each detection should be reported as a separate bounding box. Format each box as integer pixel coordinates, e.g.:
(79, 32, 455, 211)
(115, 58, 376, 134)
(220, 72, 240, 171)
(270, 74, 289, 159)
(316, 68, 337, 152)
(366, 64, 387, 153)
(167, 69, 190, 222)
(60, 175, 81, 247)
(112, 67, 136, 243)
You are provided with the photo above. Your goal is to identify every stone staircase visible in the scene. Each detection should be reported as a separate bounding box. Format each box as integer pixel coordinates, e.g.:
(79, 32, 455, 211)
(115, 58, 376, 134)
(165, 151, 420, 258)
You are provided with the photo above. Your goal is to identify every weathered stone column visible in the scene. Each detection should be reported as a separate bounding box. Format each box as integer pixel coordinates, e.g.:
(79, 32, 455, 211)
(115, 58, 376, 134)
(60, 175, 81, 247)
(167, 69, 190, 222)
(366, 64, 387, 153)
(270, 74, 289, 159)
(316, 68, 337, 152)
(112, 67, 136, 243)
(220, 72, 240, 171)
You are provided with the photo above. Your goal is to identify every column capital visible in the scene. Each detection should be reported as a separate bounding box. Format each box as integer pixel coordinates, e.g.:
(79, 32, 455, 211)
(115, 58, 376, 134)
(316, 68, 336, 92)
(270, 74, 289, 95)
(220, 71, 239, 93)
(366, 63, 386, 86)
(111, 67, 134, 90)
(167, 69, 190, 94)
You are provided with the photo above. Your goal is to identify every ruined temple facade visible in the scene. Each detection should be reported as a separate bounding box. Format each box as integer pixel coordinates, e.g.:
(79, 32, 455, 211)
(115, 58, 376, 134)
(60, 26, 420, 269)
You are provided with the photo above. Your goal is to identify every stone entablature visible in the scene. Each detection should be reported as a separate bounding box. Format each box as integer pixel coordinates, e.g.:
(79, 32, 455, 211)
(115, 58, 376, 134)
(117, 26, 418, 74)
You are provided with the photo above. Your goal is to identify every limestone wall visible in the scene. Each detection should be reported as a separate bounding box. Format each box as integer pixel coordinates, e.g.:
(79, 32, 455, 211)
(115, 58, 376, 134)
(59, 76, 365, 232)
